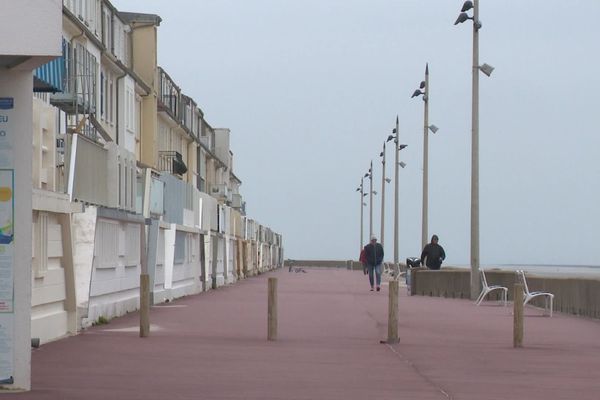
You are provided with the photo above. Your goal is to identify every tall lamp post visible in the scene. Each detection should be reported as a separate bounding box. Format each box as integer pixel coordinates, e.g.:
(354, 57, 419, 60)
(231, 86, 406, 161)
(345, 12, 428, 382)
(455, 0, 494, 300)
(386, 116, 407, 267)
(368, 161, 374, 239)
(379, 143, 391, 247)
(412, 64, 439, 251)
(356, 178, 366, 251)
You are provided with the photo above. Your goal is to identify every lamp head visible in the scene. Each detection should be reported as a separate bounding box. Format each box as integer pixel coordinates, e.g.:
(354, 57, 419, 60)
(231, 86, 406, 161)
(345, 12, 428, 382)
(479, 63, 494, 77)
(461, 1, 474, 12)
(411, 89, 423, 98)
(419, 81, 426, 89)
(386, 135, 394, 142)
(428, 124, 439, 134)
(399, 144, 408, 150)
(364, 173, 369, 178)
(454, 12, 471, 25)
(399, 161, 407, 168)
(385, 177, 391, 183)
(372, 191, 378, 195)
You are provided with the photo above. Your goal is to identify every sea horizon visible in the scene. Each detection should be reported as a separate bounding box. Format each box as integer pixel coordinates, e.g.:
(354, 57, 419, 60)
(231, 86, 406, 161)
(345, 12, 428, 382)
(449, 263, 600, 278)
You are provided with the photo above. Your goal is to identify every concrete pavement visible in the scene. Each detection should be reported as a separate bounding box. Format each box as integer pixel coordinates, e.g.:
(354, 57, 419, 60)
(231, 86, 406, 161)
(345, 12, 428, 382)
(8, 268, 600, 399)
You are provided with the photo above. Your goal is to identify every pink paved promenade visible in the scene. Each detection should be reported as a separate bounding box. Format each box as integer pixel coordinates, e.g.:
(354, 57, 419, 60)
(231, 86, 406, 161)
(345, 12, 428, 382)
(9, 268, 600, 399)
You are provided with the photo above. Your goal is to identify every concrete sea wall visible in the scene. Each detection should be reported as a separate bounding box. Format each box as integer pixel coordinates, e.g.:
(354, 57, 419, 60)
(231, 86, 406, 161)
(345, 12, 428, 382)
(284, 261, 600, 319)
(411, 268, 600, 319)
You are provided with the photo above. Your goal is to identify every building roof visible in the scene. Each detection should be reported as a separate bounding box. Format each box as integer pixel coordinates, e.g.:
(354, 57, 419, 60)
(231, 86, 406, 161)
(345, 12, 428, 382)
(118, 12, 162, 26)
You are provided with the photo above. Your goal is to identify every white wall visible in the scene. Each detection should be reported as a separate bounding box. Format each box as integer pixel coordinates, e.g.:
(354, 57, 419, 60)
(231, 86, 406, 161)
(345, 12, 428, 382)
(85, 218, 141, 326)
(0, 69, 35, 390)
(0, 0, 61, 64)
(31, 212, 69, 344)
(72, 207, 96, 312)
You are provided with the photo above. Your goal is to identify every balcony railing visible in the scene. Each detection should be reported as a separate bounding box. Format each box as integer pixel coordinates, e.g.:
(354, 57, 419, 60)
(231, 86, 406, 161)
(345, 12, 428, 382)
(209, 183, 230, 202)
(158, 151, 187, 176)
(181, 95, 198, 137)
(158, 67, 180, 121)
(49, 40, 97, 115)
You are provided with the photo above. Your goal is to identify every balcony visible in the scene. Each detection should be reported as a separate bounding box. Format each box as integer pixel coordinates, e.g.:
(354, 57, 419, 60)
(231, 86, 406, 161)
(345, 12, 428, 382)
(49, 40, 97, 115)
(158, 151, 187, 176)
(180, 95, 198, 138)
(157, 67, 180, 121)
(231, 193, 243, 209)
(209, 183, 230, 202)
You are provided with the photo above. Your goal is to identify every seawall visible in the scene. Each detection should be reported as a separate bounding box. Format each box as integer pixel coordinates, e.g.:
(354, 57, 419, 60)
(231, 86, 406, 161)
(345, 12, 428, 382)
(411, 267, 600, 319)
(284, 260, 600, 319)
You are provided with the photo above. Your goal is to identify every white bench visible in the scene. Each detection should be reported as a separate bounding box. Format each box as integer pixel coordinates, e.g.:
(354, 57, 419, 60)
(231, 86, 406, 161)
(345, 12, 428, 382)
(516, 270, 554, 317)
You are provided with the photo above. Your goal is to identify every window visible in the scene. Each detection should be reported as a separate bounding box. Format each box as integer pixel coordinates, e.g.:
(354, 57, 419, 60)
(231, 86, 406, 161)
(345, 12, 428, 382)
(124, 224, 140, 266)
(95, 220, 119, 268)
(108, 77, 114, 124)
(157, 230, 165, 266)
(102, 6, 112, 48)
(126, 89, 134, 132)
(100, 72, 104, 117)
(174, 231, 186, 264)
(118, 161, 121, 207)
(185, 233, 197, 263)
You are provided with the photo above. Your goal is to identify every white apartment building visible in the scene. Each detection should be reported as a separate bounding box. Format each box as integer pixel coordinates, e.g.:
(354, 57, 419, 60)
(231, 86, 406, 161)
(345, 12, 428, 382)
(0, 2, 284, 390)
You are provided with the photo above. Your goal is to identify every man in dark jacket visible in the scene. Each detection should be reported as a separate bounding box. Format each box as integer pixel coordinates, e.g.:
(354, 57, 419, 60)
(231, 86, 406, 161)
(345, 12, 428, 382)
(364, 235, 384, 291)
(420, 234, 446, 270)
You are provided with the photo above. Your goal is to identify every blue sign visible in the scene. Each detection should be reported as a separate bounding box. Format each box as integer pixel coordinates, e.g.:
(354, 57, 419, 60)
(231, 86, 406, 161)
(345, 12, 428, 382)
(0, 98, 13, 110)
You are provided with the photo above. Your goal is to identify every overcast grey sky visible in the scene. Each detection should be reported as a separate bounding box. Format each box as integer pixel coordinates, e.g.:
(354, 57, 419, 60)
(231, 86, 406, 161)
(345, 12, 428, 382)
(114, 0, 600, 266)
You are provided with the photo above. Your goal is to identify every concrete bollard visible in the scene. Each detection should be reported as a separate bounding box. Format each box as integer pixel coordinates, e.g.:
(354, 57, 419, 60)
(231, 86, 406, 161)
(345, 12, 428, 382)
(268, 277, 278, 341)
(513, 283, 524, 348)
(387, 280, 399, 344)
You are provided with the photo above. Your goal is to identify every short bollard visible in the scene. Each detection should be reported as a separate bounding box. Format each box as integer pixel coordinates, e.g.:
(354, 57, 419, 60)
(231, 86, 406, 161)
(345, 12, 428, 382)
(140, 274, 150, 338)
(513, 283, 524, 348)
(268, 277, 278, 341)
(387, 280, 399, 344)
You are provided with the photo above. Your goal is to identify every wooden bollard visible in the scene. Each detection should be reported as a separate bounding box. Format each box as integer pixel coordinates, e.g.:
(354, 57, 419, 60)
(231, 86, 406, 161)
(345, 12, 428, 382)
(140, 274, 150, 337)
(387, 280, 399, 344)
(268, 277, 278, 341)
(513, 283, 524, 348)
(140, 222, 150, 338)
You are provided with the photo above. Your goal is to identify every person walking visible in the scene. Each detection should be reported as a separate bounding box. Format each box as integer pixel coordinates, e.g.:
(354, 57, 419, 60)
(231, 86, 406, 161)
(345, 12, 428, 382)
(364, 235, 384, 291)
(420, 234, 446, 270)
(359, 247, 368, 275)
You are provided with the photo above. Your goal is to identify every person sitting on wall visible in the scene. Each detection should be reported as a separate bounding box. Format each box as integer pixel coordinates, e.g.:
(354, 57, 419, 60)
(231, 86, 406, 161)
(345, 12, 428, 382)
(420, 234, 446, 270)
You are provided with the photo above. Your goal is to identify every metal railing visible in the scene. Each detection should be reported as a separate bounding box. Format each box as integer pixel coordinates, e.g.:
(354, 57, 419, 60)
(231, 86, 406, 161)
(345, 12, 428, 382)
(158, 151, 187, 176)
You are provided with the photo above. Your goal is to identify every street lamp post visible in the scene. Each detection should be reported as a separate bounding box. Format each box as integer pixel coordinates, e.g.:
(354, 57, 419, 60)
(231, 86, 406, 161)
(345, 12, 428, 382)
(393, 119, 399, 266)
(356, 178, 365, 252)
(379, 143, 387, 247)
(386, 117, 407, 267)
(369, 160, 374, 240)
(455, 0, 493, 300)
(412, 64, 439, 251)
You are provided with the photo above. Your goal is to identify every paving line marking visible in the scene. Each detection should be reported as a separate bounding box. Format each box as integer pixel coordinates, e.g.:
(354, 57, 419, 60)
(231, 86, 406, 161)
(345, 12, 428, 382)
(101, 324, 163, 332)
(152, 305, 188, 308)
(385, 343, 453, 400)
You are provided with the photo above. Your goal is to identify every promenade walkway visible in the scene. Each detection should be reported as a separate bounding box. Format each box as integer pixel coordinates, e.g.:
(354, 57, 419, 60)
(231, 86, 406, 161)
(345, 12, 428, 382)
(9, 268, 600, 399)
